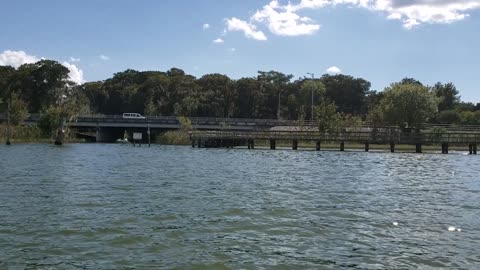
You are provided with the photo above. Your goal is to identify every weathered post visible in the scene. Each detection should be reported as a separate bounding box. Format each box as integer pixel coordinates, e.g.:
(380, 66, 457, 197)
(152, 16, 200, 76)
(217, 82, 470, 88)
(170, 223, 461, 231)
(147, 124, 151, 147)
(5, 94, 11, 145)
(270, 139, 276, 150)
(197, 139, 202, 148)
(340, 142, 345, 152)
(192, 139, 195, 148)
(469, 144, 473, 155)
(442, 143, 449, 154)
(474, 144, 478, 155)
(292, 140, 298, 150)
(54, 127, 65, 145)
(316, 141, 321, 151)
(249, 139, 254, 149)
(390, 142, 395, 153)
(365, 142, 369, 152)
(416, 143, 422, 153)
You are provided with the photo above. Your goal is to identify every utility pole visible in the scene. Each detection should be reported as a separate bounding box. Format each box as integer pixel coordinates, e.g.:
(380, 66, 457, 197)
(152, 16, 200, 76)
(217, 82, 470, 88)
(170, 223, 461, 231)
(307, 72, 314, 122)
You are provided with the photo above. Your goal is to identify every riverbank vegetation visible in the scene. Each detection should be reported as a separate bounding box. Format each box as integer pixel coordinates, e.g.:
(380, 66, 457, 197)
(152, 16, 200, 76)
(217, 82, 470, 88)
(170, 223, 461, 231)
(1, 59, 480, 143)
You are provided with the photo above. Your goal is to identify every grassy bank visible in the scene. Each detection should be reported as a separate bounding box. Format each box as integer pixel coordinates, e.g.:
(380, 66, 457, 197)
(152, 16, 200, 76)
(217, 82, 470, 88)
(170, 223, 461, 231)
(0, 124, 84, 144)
(156, 130, 191, 145)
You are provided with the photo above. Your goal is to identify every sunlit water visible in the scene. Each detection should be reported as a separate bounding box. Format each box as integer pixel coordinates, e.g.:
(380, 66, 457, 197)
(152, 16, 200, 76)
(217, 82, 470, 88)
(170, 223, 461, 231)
(1, 144, 480, 269)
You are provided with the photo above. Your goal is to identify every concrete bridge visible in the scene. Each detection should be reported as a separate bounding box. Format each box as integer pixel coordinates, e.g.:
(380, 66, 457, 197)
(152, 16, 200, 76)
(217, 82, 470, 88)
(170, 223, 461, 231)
(0, 113, 314, 142)
(2, 113, 480, 146)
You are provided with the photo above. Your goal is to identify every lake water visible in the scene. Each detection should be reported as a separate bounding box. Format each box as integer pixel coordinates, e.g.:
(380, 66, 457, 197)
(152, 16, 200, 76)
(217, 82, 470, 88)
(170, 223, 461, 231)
(1, 144, 480, 269)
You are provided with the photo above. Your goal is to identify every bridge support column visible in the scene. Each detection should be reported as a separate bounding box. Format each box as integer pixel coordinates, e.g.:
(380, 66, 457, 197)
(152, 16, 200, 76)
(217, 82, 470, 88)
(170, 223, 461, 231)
(365, 142, 369, 152)
(416, 143, 422, 153)
(270, 139, 276, 150)
(340, 142, 345, 152)
(292, 140, 298, 150)
(316, 141, 321, 151)
(390, 142, 395, 153)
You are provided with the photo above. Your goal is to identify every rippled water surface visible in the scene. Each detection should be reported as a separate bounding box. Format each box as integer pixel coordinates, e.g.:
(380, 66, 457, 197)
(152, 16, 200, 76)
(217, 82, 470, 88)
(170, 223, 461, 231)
(1, 144, 480, 269)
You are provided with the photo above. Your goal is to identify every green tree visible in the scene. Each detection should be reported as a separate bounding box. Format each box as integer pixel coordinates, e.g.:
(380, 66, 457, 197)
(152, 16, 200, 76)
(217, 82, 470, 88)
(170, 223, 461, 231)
(432, 82, 460, 111)
(380, 83, 439, 130)
(315, 100, 339, 133)
(400, 77, 423, 86)
(436, 110, 462, 124)
(320, 74, 371, 115)
(16, 60, 72, 113)
(257, 71, 293, 119)
(197, 74, 235, 117)
(300, 80, 326, 120)
(235, 78, 261, 118)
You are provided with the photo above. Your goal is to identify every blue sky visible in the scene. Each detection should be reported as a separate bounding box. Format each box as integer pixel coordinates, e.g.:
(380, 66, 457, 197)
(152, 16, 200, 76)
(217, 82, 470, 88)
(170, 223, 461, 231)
(1, 0, 480, 102)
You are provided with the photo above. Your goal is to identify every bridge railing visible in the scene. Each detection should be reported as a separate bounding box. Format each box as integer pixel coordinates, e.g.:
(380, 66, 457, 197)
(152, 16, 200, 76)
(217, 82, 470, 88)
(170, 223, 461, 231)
(190, 130, 480, 144)
(2, 113, 480, 133)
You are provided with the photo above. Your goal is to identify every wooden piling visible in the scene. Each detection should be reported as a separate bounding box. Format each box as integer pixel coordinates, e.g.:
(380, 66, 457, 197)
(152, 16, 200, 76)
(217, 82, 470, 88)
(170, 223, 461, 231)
(416, 143, 422, 153)
(365, 142, 369, 152)
(316, 141, 321, 151)
(247, 139, 255, 149)
(340, 142, 345, 152)
(390, 142, 395, 153)
(270, 139, 276, 150)
(474, 144, 478, 155)
(469, 144, 473, 155)
(292, 140, 298, 150)
(441, 143, 449, 154)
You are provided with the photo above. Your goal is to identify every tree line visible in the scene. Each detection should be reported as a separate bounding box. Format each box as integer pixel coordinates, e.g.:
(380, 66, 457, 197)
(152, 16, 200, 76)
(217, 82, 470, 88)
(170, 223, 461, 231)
(1, 59, 480, 136)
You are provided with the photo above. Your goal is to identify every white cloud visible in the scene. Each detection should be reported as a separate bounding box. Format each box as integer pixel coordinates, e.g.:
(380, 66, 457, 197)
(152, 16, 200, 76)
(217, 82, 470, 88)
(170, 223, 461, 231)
(252, 0, 320, 36)
(99, 54, 110, 61)
(69, 57, 80, 62)
(226, 17, 268, 40)
(229, 48, 237, 52)
(203, 23, 210, 30)
(374, 0, 480, 29)
(213, 38, 224, 44)
(0, 50, 85, 84)
(62, 62, 85, 84)
(0, 50, 40, 68)
(227, 0, 480, 40)
(297, 0, 480, 29)
(326, 66, 342, 73)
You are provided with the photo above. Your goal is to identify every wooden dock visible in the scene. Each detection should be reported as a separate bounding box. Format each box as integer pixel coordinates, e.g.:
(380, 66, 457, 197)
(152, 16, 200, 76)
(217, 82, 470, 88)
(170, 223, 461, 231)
(190, 128, 480, 154)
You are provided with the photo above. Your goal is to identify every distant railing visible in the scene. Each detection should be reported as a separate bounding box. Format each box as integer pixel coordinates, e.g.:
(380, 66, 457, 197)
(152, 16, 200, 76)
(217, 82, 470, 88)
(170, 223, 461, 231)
(190, 130, 480, 144)
(2, 113, 480, 133)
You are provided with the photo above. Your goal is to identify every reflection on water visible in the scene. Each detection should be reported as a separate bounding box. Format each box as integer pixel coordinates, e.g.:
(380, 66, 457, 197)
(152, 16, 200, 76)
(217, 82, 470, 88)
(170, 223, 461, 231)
(1, 144, 480, 269)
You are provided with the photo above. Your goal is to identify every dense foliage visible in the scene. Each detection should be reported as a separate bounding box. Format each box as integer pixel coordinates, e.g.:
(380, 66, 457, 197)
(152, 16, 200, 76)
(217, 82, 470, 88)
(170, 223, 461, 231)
(2, 60, 480, 134)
